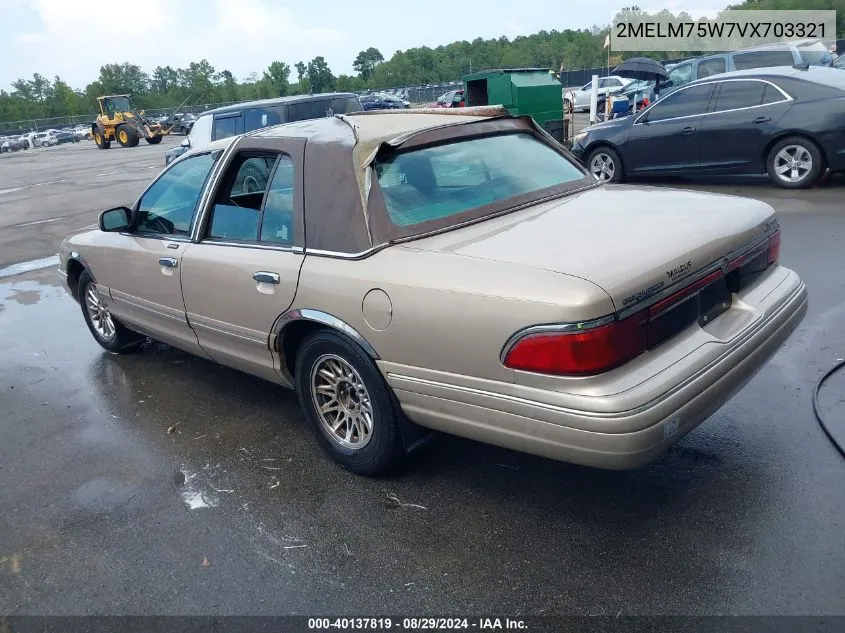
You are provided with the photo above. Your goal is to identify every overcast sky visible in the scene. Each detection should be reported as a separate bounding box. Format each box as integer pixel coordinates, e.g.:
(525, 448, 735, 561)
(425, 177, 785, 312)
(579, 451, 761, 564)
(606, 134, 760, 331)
(1, 0, 731, 91)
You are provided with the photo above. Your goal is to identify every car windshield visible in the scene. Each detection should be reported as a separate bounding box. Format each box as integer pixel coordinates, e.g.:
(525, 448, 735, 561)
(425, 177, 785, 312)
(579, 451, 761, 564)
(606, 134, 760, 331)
(375, 133, 586, 227)
(797, 41, 833, 65)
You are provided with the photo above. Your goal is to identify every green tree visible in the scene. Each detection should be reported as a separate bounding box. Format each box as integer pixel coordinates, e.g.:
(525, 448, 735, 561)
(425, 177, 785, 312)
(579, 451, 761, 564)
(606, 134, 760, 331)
(306, 56, 335, 93)
(151, 66, 179, 93)
(98, 63, 149, 94)
(50, 76, 77, 117)
(294, 61, 307, 82)
(353, 47, 384, 80)
(263, 61, 291, 96)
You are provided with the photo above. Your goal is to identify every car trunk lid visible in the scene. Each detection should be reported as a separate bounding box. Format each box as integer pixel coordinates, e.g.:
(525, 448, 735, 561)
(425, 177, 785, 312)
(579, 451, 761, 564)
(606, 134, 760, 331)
(402, 184, 777, 314)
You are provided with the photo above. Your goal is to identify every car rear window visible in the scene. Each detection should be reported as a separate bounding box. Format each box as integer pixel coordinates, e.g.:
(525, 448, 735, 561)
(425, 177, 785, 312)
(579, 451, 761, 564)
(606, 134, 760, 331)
(374, 133, 585, 227)
(797, 42, 833, 65)
(732, 49, 795, 70)
(288, 96, 362, 121)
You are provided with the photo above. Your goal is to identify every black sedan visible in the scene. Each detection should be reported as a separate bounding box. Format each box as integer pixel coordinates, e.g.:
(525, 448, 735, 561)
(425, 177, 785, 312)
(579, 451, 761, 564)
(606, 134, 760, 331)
(571, 66, 845, 189)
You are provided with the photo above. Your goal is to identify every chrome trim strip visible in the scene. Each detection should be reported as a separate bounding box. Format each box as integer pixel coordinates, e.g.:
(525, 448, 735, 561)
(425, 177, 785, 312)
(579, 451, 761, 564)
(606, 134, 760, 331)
(109, 290, 187, 323)
(633, 78, 792, 126)
(187, 314, 266, 344)
(276, 308, 380, 360)
(498, 218, 779, 364)
(198, 240, 293, 252)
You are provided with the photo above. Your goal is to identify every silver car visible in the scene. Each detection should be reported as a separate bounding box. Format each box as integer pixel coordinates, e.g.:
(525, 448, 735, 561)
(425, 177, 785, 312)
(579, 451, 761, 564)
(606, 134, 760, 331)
(565, 76, 633, 112)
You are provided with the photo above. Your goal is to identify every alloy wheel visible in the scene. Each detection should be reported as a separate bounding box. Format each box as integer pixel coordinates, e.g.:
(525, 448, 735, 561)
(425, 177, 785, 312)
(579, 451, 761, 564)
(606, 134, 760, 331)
(309, 354, 374, 449)
(773, 145, 813, 184)
(85, 283, 116, 341)
(590, 152, 616, 182)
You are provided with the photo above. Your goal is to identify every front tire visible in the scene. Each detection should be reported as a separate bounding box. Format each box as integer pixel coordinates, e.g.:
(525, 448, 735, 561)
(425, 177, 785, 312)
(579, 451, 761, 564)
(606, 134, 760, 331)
(78, 270, 144, 353)
(294, 330, 405, 475)
(116, 124, 138, 148)
(766, 136, 823, 189)
(586, 146, 623, 183)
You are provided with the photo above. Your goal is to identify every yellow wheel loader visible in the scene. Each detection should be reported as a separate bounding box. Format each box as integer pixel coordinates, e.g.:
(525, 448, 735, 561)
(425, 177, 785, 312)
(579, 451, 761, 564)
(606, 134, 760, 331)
(91, 95, 169, 149)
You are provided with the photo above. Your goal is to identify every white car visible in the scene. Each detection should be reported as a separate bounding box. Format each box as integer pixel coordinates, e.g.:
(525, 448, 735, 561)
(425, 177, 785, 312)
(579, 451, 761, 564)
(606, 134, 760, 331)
(564, 76, 633, 112)
(32, 132, 56, 147)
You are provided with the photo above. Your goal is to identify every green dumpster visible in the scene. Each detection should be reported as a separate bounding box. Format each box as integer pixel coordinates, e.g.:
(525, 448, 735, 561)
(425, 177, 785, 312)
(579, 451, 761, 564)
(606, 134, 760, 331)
(462, 68, 566, 142)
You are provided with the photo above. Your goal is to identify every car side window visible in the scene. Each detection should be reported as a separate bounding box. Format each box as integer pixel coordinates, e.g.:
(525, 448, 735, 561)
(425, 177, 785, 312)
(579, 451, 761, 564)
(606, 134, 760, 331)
(207, 154, 278, 242)
(762, 84, 788, 104)
(732, 49, 795, 70)
(644, 84, 715, 122)
(713, 81, 767, 112)
(697, 58, 726, 78)
(244, 106, 284, 133)
(667, 63, 693, 87)
(213, 115, 242, 140)
(259, 156, 295, 245)
(135, 153, 218, 236)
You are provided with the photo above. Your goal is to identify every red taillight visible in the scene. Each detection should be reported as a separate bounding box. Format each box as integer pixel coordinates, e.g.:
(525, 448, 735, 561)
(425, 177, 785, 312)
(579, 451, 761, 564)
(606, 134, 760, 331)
(503, 311, 648, 376)
(767, 230, 781, 265)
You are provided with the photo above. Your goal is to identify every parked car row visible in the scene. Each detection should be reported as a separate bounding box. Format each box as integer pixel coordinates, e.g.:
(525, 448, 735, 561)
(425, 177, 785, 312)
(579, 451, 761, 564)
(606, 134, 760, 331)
(1, 125, 91, 153)
(359, 93, 412, 110)
(571, 66, 845, 189)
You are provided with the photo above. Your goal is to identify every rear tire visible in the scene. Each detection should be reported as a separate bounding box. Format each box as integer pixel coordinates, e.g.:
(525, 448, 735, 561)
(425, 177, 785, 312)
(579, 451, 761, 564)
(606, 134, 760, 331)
(78, 270, 145, 354)
(294, 330, 405, 475)
(766, 136, 823, 189)
(586, 146, 623, 183)
(146, 135, 163, 145)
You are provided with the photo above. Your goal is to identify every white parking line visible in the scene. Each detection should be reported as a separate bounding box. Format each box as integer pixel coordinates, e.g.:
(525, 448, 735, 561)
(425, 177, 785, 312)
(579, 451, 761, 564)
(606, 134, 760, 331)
(0, 187, 26, 196)
(31, 179, 68, 187)
(95, 171, 121, 177)
(0, 255, 59, 279)
(12, 217, 65, 228)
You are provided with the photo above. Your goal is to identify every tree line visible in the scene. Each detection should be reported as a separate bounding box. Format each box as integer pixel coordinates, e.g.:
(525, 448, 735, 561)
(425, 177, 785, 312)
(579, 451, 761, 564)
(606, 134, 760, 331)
(1, 0, 840, 124)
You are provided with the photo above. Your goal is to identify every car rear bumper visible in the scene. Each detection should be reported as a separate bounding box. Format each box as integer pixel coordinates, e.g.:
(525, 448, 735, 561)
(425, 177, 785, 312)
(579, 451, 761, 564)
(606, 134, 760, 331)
(382, 271, 807, 469)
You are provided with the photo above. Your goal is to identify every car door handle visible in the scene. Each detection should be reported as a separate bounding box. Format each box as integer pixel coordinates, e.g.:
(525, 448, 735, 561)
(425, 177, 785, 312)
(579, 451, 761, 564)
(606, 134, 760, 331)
(681, 126, 696, 134)
(253, 271, 280, 284)
(158, 257, 178, 268)
(753, 116, 771, 124)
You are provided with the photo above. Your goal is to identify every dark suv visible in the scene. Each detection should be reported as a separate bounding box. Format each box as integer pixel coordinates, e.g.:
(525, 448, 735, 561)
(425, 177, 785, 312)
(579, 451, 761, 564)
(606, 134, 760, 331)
(164, 93, 362, 164)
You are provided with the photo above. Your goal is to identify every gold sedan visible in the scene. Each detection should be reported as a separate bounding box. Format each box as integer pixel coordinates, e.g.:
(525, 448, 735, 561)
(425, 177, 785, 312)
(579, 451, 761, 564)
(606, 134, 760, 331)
(58, 107, 807, 474)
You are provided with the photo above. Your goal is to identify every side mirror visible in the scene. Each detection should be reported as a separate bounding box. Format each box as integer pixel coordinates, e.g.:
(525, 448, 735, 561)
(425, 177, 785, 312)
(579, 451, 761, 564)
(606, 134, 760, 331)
(181, 138, 190, 148)
(99, 206, 133, 232)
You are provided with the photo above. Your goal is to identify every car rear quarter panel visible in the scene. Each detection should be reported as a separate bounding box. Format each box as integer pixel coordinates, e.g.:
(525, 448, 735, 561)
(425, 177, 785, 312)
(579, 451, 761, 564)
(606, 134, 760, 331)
(291, 247, 616, 384)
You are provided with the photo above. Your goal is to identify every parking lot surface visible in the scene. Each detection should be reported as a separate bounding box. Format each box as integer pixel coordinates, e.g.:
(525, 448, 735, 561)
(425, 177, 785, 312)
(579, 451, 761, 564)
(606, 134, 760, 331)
(0, 139, 843, 616)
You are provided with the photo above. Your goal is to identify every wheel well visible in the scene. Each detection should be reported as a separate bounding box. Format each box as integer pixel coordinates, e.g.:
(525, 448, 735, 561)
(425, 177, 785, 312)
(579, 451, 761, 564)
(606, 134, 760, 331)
(279, 320, 329, 379)
(66, 259, 85, 301)
(762, 132, 827, 171)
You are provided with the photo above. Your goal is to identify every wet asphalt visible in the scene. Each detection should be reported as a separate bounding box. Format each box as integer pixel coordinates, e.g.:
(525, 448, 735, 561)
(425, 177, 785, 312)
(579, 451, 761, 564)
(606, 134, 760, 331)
(0, 140, 844, 617)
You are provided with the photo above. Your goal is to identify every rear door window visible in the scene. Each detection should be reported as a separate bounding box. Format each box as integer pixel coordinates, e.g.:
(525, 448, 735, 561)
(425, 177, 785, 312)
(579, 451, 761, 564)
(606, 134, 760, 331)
(213, 114, 243, 140)
(712, 80, 767, 111)
(244, 106, 285, 132)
